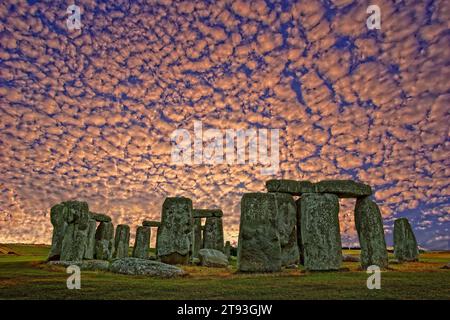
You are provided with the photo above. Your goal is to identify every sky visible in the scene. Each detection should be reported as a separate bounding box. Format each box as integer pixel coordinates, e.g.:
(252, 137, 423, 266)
(0, 0, 448, 249)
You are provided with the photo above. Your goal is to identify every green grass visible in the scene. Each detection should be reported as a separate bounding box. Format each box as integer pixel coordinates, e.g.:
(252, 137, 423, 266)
(0, 244, 449, 300)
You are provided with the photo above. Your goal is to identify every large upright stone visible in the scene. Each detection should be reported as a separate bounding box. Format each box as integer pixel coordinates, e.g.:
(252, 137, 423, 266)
(394, 218, 419, 262)
(237, 193, 281, 272)
(300, 193, 341, 271)
(266, 179, 315, 196)
(354, 197, 388, 269)
(273, 193, 300, 266)
(114, 224, 130, 259)
(203, 215, 224, 252)
(48, 203, 68, 261)
(60, 201, 90, 262)
(314, 180, 372, 198)
(133, 226, 151, 259)
(192, 218, 202, 258)
(295, 198, 304, 265)
(84, 219, 97, 260)
(95, 221, 115, 260)
(157, 197, 193, 264)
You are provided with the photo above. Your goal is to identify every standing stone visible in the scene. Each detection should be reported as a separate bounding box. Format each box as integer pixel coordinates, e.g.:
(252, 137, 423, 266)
(394, 218, 419, 262)
(192, 218, 202, 258)
(84, 219, 97, 260)
(203, 215, 224, 252)
(237, 193, 281, 272)
(224, 241, 231, 260)
(273, 193, 300, 266)
(157, 197, 193, 264)
(354, 197, 388, 269)
(48, 203, 68, 261)
(95, 221, 115, 260)
(114, 224, 130, 259)
(60, 201, 90, 262)
(295, 199, 304, 265)
(132, 226, 151, 259)
(300, 193, 342, 271)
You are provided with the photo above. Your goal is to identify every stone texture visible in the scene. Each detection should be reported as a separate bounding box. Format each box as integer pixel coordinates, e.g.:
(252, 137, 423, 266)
(300, 193, 342, 271)
(89, 212, 112, 222)
(113, 224, 130, 259)
(295, 199, 304, 265)
(84, 219, 97, 260)
(60, 201, 90, 262)
(94, 221, 115, 260)
(157, 197, 193, 264)
(266, 179, 315, 195)
(48, 260, 110, 271)
(224, 241, 231, 260)
(198, 249, 229, 267)
(48, 203, 68, 261)
(132, 226, 150, 259)
(394, 218, 419, 262)
(314, 180, 372, 198)
(203, 216, 224, 252)
(192, 218, 202, 258)
(192, 209, 223, 218)
(273, 192, 300, 266)
(237, 193, 281, 272)
(109, 258, 186, 277)
(142, 220, 161, 227)
(354, 197, 388, 269)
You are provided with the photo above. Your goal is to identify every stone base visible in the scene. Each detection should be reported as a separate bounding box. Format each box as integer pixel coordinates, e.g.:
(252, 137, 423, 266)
(159, 252, 190, 265)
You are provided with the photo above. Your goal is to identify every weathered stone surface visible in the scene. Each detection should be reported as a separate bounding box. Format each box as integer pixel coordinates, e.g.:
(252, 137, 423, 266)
(157, 197, 193, 264)
(198, 249, 229, 268)
(109, 257, 186, 278)
(203, 216, 224, 252)
(142, 220, 161, 227)
(273, 193, 300, 266)
(342, 254, 360, 262)
(95, 221, 115, 260)
(237, 193, 281, 272)
(192, 218, 202, 258)
(132, 226, 150, 259)
(354, 197, 388, 269)
(394, 218, 419, 262)
(266, 179, 315, 195)
(300, 193, 342, 271)
(48, 260, 110, 271)
(224, 241, 231, 260)
(295, 198, 304, 265)
(48, 203, 68, 261)
(60, 201, 90, 262)
(113, 224, 130, 259)
(192, 209, 223, 218)
(89, 212, 112, 222)
(84, 219, 97, 260)
(314, 180, 372, 198)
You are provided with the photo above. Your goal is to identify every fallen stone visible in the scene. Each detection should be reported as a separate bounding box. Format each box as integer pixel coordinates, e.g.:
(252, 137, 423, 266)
(192, 209, 223, 218)
(132, 226, 151, 259)
(109, 257, 186, 278)
(84, 219, 97, 260)
(266, 179, 315, 196)
(157, 197, 193, 264)
(89, 212, 112, 222)
(237, 193, 281, 272)
(314, 180, 372, 198)
(203, 216, 224, 252)
(342, 254, 360, 262)
(191, 218, 202, 258)
(48, 203, 68, 261)
(60, 201, 90, 262)
(142, 220, 161, 227)
(354, 196, 388, 269)
(95, 221, 115, 260)
(198, 249, 229, 268)
(300, 193, 342, 271)
(113, 224, 130, 259)
(394, 218, 419, 262)
(273, 192, 300, 266)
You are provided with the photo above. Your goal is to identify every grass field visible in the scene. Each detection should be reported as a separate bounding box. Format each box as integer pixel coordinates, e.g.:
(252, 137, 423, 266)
(0, 244, 449, 300)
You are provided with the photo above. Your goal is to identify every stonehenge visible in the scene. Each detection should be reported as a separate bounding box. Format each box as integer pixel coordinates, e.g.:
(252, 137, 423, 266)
(132, 226, 150, 259)
(394, 218, 419, 262)
(114, 224, 130, 259)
